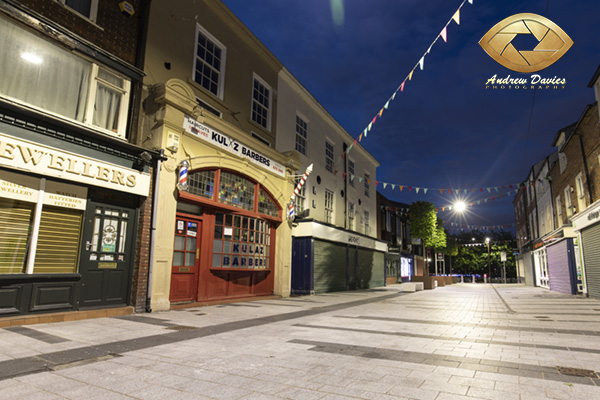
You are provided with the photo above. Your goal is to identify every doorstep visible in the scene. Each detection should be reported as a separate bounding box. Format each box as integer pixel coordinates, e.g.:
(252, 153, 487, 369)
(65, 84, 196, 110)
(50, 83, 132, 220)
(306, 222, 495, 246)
(0, 306, 134, 328)
(170, 295, 281, 310)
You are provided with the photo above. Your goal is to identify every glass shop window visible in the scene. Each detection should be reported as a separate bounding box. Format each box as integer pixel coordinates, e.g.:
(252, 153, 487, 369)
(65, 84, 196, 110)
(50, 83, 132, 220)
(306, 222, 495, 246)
(212, 212, 270, 270)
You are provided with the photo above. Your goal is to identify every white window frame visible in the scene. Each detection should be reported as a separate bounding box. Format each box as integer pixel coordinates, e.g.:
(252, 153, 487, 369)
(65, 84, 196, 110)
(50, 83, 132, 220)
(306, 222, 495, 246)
(348, 160, 355, 187)
(559, 152, 567, 173)
(84, 64, 130, 139)
(295, 114, 308, 155)
(58, 0, 98, 22)
(364, 173, 370, 197)
(564, 187, 573, 217)
(556, 195, 563, 226)
(325, 189, 334, 224)
(325, 140, 334, 173)
(251, 73, 272, 131)
(348, 202, 355, 230)
(193, 24, 227, 99)
(575, 173, 586, 212)
(364, 211, 370, 235)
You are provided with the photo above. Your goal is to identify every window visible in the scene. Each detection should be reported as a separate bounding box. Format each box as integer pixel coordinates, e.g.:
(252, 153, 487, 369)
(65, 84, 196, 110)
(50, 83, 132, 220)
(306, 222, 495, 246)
(556, 195, 563, 226)
(185, 169, 281, 218)
(194, 25, 226, 98)
(364, 173, 370, 197)
(59, 0, 98, 21)
(197, 97, 221, 118)
(325, 141, 334, 173)
(251, 75, 271, 130)
(564, 187, 573, 218)
(295, 115, 307, 155)
(0, 17, 131, 138)
(294, 176, 306, 214)
(559, 152, 567, 173)
(364, 211, 370, 235)
(348, 202, 355, 230)
(385, 211, 392, 232)
(324, 189, 334, 224)
(212, 213, 271, 270)
(575, 174, 586, 212)
(348, 160, 355, 187)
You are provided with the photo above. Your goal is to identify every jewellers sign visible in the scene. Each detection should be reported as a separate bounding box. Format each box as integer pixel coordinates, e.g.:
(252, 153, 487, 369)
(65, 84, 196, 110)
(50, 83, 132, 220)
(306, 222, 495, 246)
(183, 116, 286, 177)
(0, 132, 151, 197)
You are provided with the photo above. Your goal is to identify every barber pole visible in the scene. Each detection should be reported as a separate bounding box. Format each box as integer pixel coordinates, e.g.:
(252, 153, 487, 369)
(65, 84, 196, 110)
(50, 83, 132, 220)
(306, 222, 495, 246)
(177, 160, 189, 190)
(288, 163, 313, 221)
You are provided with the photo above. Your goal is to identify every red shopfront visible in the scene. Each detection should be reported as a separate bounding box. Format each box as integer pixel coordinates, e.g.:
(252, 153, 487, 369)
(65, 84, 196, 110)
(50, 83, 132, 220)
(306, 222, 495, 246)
(169, 168, 281, 303)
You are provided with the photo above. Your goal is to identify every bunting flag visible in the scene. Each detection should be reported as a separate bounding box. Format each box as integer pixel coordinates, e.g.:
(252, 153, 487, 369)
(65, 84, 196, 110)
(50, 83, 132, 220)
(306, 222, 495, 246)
(452, 9, 460, 24)
(440, 27, 447, 42)
(400, 81, 405, 92)
(408, 70, 414, 81)
(419, 56, 425, 70)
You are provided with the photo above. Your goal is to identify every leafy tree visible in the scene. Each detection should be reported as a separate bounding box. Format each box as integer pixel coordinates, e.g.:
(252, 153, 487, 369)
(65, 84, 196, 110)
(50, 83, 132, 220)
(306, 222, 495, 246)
(432, 218, 447, 253)
(409, 201, 437, 275)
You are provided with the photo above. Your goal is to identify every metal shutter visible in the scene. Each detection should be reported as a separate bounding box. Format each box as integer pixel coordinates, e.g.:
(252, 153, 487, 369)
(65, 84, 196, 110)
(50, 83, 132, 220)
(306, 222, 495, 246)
(582, 224, 600, 299)
(522, 252, 534, 286)
(357, 248, 384, 289)
(313, 240, 347, 293)
(33, 206, 83, 274)
(0, 199, 33, 274)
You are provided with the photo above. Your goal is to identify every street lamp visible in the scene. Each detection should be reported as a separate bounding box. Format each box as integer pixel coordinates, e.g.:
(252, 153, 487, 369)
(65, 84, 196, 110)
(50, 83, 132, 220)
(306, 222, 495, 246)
(486, 237, 491, 283)
(454, 201, 466, 213)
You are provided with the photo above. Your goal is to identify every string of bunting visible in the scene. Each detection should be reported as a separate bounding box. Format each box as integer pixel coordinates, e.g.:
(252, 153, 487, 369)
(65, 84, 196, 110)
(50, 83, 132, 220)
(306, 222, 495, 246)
(444, 221, 515, 232)
(334, 0, 474, 170)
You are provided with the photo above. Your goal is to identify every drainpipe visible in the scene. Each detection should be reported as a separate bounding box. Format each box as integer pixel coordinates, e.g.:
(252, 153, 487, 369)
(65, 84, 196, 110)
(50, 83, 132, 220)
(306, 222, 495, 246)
(146, 149, 163, 312)
(343, 143, 348, 229)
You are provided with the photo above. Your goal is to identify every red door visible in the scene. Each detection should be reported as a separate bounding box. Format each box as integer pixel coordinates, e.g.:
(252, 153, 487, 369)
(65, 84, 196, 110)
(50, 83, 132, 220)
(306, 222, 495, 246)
(170, 217, 201, 303)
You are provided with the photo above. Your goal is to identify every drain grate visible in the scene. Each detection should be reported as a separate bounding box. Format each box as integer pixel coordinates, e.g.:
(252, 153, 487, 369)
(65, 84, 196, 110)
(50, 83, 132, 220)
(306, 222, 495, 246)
(165, 325, 198, 331)
(556, 366, 598, 378)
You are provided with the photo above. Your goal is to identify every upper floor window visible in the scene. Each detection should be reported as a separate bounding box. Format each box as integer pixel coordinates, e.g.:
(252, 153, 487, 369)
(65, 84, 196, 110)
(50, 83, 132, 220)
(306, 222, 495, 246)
(575, 173, 586, 212)
(194, 25, 226, 98)
(364, 173, 370, 197)
(324, 189, 334, 224)
(364, 211, 370, 235)
(348, 160, 355, 187)
(348, 202, 355, 230)
(325, 141, 334, 173)
(294, 176, 306, 214)
(295, 115, 307, 155)
(59, 0, 98, 22)
(559, 152, 567, 173)
(0, 17, 130, 138)
(251, 74, 271, 130)
(555, 195, 562, 226)
(564, 187, 573, 218)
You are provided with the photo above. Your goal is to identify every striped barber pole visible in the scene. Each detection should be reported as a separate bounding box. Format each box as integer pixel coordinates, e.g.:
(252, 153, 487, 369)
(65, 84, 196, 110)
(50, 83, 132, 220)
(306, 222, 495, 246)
(177, 160, 189, 190)
(287, 163, 313, 221)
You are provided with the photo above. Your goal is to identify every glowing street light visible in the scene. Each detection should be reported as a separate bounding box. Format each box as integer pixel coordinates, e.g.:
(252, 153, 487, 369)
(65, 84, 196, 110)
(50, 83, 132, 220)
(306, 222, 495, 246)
(454, 201, 467, 213)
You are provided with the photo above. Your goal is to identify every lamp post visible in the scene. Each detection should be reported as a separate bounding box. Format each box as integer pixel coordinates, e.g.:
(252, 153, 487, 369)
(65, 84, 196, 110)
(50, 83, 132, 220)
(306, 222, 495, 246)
(486, 237, 491, 283)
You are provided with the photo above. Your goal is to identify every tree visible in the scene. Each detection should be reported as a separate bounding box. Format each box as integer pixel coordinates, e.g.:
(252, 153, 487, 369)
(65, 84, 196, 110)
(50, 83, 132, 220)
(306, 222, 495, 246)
(409, 201, 437, 275)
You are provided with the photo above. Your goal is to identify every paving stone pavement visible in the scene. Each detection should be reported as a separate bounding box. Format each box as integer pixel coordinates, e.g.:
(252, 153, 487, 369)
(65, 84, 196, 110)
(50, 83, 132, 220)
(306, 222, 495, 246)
(1, 283, 600, 399)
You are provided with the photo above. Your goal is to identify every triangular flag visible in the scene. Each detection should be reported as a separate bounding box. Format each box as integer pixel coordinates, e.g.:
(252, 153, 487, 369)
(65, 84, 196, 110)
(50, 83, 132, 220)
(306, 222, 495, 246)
(416, 187, 420, 194)
(378, 108, 384, 117)
(408, 186, 412, 191)
(334, 170, 338, 175)
(372, 116, 377, 125)
(441, 27, 447, 42)
(442, 207, 445, 212)
(399, 186, 403, 191)
(384, 100, 390, 110)
(408, 70, 414, 81)
(479, 188, 483, 192)
(452, 9, 460, 25)
(358, 177, 363, 183)
(342, 173, 346, 177)
(368, 122, 373, 131)
(424, 188, 428, 194)
(468, 0, 473, 4)
(494, 187, 498, 192)
(376, 181, 379, 187)
(440, 189, 443, 194)
(419, 56, 424, 70)
(486, 188, 491, 193)
(359, 133, 363, 142)
(392, 90, 397, 100)
(391, 184, 396, 190)
(363, 128, 368, 138)
(383, 183, 387, 189)
(400, 81, 405, 92)
(448, 189, 451, 194)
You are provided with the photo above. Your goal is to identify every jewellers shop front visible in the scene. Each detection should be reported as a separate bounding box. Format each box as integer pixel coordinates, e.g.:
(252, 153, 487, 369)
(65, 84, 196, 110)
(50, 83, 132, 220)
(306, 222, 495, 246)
(0, 122, 152, 317)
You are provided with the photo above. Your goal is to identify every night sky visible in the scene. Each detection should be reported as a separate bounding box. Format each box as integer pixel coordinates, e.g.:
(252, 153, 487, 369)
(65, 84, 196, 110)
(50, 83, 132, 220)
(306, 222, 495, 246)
(221, 0, 600, 233)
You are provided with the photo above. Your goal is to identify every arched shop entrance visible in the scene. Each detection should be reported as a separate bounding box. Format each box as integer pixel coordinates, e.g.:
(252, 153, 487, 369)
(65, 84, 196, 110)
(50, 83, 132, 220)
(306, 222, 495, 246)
(170, 168, 281, 303)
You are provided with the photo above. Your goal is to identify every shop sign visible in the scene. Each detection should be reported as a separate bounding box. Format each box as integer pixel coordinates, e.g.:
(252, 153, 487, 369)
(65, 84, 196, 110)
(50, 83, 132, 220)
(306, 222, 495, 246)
(0, 132, 151, 196)
(0, 170, 87, 210)
(183, 116, 286, 177)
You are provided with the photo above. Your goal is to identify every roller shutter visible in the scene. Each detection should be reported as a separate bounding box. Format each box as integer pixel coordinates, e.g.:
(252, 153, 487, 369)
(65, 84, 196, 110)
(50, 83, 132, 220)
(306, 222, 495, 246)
(313, 240, 347, 293)
(582, 224, 600, 299)
(0, 199, 33, 274)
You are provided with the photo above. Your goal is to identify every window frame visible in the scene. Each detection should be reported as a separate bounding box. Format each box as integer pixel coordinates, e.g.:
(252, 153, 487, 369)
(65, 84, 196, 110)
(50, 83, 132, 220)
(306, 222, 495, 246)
(364, 173, 370, 197)
(295, 114, 308, 155)
(564, 187, 573, 217)
(193, 24, 227, 99)
(294, 176, 306, 214)
(555, 195, 563, 226)
(325, 140, 334, 173)
(251, 73, 272, 131)
(348, 160, 355, 187)
(58, 0, 99, 22)
(364, 210, 370, 235)
(348, 202, 355, 230)
(324, 189, 334, 224)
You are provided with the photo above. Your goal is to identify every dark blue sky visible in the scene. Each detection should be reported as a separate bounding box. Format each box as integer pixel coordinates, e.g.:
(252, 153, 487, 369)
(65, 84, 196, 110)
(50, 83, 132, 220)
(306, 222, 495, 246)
(221, 0, 600, 233)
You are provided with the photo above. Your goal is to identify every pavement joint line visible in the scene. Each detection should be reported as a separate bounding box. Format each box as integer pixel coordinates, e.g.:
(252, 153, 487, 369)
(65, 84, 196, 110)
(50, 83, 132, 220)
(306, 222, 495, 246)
(0, 289, 404, 381)
(292, 323, 600, 355)
(337, 315, 600, 336)
(490, 284, 517, 314)
(289, 338, 599, 386)
(4, 326, 71, 344)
